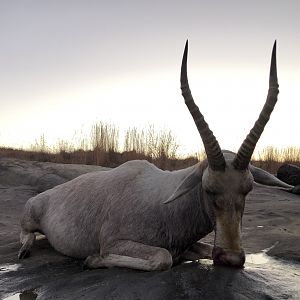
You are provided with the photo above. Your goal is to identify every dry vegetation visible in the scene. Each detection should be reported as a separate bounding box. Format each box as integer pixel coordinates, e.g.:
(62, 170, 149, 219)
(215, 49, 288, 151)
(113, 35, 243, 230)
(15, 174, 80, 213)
(0, 122, 197, 170)
(252, 146, 300, 174)
(0, 122, 299, 173)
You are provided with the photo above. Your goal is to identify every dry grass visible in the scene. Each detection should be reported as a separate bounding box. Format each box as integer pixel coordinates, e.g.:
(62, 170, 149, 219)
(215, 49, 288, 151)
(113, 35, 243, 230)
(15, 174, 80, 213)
(252, 146, 300, 174)
(0, 122, 299, 172)
(123, 125, 179, 169)
(0, 122, 196, 170)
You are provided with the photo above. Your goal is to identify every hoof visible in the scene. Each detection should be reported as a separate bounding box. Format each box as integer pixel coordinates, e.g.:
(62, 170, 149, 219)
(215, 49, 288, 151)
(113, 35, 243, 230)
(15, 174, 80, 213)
(82, 262, 91, 271)
(18, 249, 30, 259)
(82, 257, 91, 270)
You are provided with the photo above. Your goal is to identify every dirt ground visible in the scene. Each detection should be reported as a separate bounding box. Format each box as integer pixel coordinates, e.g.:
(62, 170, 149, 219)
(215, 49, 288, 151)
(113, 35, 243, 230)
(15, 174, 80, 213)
(0, 157, 299, 299)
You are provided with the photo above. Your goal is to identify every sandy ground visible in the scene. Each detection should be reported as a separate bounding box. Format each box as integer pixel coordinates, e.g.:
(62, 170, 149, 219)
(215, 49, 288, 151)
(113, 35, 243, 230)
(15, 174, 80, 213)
(0, 157, 299, 299)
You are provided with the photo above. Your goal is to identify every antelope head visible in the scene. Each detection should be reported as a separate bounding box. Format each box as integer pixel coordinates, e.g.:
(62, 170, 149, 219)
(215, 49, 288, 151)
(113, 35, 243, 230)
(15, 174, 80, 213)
(168, 41, 279, 268)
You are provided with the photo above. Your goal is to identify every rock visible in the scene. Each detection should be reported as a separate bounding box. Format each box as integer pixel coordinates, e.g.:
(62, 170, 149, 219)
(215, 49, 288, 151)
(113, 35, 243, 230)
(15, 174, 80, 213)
(1, 257, 299, 300)
(277, 163, 300, 186)
(0, 157, 110, 192)
(292, 185, 300, 194)
(1, 158, 300, 299)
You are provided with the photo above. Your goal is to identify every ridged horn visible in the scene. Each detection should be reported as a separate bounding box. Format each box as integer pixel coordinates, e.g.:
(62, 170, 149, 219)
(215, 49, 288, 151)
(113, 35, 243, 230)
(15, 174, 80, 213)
(232, 41, 279, 170)
(181, 40, 226, 171)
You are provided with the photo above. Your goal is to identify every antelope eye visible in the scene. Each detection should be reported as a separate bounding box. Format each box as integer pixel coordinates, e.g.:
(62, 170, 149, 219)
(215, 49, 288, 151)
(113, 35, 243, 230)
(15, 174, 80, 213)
(213, 199, 222, 210)
(205, 190, 216, 196)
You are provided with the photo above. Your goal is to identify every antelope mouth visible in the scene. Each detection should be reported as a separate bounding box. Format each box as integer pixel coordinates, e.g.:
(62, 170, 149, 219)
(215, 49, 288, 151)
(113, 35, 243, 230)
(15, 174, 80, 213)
(212, 246, 245, 268)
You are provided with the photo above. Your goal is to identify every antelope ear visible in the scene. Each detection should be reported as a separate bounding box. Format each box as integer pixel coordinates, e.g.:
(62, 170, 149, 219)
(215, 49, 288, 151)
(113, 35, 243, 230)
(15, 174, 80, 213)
(164, 166, 202, 204)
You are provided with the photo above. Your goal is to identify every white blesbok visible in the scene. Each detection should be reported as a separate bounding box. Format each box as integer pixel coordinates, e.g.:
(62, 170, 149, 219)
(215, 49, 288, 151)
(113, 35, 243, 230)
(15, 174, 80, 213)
(19, 41, 295, 270)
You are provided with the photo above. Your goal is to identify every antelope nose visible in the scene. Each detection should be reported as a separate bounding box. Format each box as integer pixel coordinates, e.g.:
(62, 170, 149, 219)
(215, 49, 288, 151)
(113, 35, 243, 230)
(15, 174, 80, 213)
(212, 246, 245, 268)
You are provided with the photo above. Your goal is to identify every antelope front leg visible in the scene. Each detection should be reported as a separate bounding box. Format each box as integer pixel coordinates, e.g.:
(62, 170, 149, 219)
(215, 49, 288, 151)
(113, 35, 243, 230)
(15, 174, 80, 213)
(84, 240, 173, 271)
(181, 241, 213, 261)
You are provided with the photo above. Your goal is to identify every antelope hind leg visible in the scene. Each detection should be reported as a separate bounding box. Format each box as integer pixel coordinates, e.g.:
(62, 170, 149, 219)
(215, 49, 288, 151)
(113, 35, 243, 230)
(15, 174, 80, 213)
(84, 240, 173, 271)
(18, 230, 35, 259)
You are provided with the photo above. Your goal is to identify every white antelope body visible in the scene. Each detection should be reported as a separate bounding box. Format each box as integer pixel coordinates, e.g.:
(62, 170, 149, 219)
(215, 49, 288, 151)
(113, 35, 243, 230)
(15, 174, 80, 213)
(19, 41, 294, 270)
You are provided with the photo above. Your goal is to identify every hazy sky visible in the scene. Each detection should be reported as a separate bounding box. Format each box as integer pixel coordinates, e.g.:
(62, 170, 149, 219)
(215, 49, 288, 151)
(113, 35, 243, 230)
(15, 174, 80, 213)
(0, 1, 299, 155)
